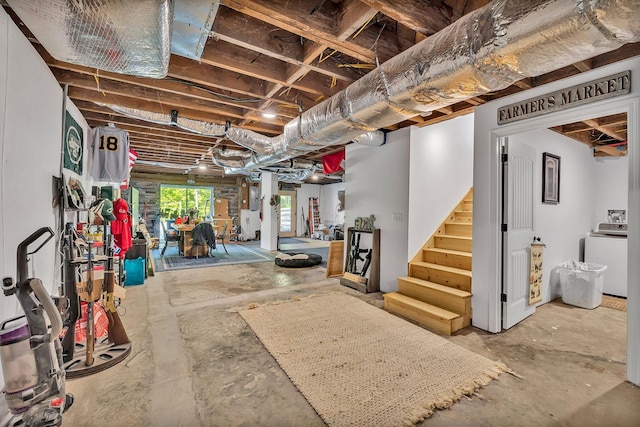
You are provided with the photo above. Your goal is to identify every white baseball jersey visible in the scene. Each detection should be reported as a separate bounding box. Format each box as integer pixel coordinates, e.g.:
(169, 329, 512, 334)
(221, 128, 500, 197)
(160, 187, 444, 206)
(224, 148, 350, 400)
(91, 126, 130, 182)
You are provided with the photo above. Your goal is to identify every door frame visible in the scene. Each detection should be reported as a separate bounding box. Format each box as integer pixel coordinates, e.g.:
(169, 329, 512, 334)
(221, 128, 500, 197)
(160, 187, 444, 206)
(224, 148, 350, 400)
(278, 190, 297, 237)
(477, 93, 639, 384)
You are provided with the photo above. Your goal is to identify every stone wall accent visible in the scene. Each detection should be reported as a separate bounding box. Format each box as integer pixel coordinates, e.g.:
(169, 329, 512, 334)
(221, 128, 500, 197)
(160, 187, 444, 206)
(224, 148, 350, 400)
(125, 179, 240, 237)
(215, 186, 239, 221)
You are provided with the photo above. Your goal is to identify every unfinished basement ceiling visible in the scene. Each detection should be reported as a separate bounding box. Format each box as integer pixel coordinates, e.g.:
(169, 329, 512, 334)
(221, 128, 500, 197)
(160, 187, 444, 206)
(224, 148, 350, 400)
(551, 113, 628, 157)
(3, 0, 639, 183)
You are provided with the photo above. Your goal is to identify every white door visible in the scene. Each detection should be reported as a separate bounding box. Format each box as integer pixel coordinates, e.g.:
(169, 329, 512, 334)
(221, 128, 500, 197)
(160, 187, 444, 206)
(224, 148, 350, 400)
(278, 191, 296, 238)
(502, 139, 537, 329)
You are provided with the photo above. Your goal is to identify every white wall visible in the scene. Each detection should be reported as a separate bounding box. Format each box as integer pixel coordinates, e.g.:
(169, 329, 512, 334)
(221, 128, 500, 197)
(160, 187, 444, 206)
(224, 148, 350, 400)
(473, 56, 640, 385)
(509, 128, 597, 302)
(295, 183, 320, 236)
(593, 156, 629, 223)
(408, 114, 474, 260)
(260, 172, 278, 250)
(319, 182, 345, 228)
(345, 128, 410, 292)
(0, 7, 92, 322)
(1, 9, 60, 319)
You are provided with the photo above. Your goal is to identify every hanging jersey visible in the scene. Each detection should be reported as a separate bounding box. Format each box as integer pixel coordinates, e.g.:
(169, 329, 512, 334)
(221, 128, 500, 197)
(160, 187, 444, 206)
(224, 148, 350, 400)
(91, 126, 130, 182)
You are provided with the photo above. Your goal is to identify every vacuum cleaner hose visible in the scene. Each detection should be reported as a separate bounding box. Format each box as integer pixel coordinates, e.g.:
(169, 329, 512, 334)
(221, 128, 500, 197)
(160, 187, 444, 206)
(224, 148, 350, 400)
(29, 278, 63, 341)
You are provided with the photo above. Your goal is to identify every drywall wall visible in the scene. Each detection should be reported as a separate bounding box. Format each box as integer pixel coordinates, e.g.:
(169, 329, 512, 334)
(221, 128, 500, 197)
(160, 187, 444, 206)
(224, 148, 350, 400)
(473, 56, 640, 386)
(408, 114, 474, 260)
(473, 56, 640, 335)
(0, 7, 91, 324)
(1, 9, 61, 320)
(509, 128, 597, 302)
(345, 127, 410, 292)
(320, 182, 345, 228)
(593, 156, 629, 224)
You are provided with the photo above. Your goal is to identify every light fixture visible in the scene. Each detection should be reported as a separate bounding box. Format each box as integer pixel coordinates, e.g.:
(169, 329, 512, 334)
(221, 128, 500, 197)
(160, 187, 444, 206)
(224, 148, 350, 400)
(262, 112, 276, 119)
(311, 174, 319, 181)
(198, 165, 207, 170)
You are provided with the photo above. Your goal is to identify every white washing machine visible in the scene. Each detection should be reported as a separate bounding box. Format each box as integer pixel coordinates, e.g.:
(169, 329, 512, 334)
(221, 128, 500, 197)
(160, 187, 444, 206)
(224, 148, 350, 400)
(584, 223, 628, 298)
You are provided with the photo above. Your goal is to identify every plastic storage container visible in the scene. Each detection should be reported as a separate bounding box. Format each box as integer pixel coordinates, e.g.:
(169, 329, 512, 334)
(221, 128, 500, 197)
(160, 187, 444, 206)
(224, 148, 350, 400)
(124, 257, 146, 286)
(558, 260, 607, 309)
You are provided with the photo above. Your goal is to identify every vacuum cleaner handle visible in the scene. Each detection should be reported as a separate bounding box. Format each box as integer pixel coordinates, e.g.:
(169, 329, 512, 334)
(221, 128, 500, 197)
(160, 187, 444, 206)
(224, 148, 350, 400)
(28, 278, 63, 341)
(16, 227, 54, 283)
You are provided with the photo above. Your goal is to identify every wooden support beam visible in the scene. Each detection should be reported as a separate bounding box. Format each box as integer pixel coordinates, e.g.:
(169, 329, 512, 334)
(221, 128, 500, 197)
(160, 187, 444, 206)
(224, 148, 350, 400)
(583, 119, 626, 142)
(359, 0, 458, 35)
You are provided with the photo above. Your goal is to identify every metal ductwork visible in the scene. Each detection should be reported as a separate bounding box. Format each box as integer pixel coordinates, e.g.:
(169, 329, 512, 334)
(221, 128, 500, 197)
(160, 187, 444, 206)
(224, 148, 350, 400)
(7, 0, 173, 78)
(225, 0, 640, 175)
(105, 105, 227, 136)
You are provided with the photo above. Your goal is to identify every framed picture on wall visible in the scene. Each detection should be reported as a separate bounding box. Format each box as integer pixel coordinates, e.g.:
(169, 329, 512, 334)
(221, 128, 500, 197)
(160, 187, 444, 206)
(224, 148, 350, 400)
(542, 152, 560, 204)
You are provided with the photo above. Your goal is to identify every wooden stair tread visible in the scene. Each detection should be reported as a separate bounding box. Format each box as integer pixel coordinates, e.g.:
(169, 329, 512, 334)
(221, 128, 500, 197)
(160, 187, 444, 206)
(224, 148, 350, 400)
(384, 293, 460, 320)
(436, 234, 472, 240)
(424, 247, 472, 257)
(411, 261, 472, 277)
(399, 276, 471, 298)
(445, 221, 472, 226)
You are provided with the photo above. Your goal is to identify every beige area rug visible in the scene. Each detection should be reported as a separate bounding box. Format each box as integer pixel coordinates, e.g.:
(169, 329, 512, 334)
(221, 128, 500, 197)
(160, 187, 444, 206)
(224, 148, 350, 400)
(239, 293, 507, 426)
(601, 295, 627, 312)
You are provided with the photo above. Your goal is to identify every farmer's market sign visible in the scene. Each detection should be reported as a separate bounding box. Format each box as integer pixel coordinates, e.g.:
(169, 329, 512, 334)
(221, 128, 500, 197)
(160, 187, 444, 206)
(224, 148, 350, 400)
(498, 71, 630, 125)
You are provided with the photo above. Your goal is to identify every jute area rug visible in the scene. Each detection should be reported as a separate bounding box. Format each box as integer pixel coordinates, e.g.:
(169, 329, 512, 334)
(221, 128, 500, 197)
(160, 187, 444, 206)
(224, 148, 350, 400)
(239, 293, 507, 426)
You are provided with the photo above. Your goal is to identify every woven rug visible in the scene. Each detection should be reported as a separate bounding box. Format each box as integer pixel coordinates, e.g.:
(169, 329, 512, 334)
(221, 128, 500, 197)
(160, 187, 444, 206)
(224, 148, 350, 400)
(239, 293, 507, 426)
(152, 244, 273, 272)
(601, 295, 627, 311)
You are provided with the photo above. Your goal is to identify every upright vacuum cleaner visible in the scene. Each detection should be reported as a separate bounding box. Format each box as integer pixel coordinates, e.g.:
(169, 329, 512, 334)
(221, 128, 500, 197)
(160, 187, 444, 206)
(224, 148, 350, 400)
(0, 227, 74, 426)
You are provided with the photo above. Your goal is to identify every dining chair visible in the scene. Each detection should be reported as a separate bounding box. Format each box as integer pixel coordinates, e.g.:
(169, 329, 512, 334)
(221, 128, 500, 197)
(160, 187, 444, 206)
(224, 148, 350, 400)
(216, 222, 229, 254)
(160, 220, 181, 257)
(191, 222, 216, 258)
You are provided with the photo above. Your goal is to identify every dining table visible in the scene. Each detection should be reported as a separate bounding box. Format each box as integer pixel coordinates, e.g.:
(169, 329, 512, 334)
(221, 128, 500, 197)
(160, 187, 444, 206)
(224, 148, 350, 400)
(172, 222, 221, 257)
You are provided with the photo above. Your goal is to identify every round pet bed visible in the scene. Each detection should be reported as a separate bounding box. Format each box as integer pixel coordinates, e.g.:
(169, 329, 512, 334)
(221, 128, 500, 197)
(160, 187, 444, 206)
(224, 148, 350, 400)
(275, 252, 322, 268)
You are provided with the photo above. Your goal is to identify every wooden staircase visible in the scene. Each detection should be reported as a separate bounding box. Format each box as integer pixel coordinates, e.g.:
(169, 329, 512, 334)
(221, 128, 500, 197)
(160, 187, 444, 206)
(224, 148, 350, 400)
(384, 188, 473, 335)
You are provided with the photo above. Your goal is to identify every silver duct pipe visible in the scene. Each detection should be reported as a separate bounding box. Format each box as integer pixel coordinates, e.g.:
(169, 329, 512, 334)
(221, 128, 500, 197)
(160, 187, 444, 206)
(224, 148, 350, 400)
(225, 0, 640, 175)
(136, 159, 197, 170)
(106, 105, 227, 136)
(7, 0, 173, 78)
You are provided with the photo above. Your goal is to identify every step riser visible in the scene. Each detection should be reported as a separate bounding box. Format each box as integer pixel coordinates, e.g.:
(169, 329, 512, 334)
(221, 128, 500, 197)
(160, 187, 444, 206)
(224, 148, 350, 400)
(410, 264, 471, 292)
(423, 250, 472, 270)
(444, 223, 472, 237)
(435, 237, 472, 252)
(384, 297, 459, 335)
(453, 212, 473, 223)
(398, 280, 470, 315)
(461, 201, 473, 211)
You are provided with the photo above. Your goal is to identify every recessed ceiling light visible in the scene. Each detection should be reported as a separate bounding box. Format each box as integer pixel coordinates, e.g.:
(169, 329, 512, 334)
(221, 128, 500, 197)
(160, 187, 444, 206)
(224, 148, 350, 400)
(311, 174, 319, 181)
(198, 165, 206, 170)
(262, 112, 276, 119)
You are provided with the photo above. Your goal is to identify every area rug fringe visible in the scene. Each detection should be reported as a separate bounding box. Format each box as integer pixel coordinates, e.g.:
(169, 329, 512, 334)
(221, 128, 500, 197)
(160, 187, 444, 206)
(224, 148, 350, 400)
(239, 293, 509, 426)
(403, 364, 508, 426)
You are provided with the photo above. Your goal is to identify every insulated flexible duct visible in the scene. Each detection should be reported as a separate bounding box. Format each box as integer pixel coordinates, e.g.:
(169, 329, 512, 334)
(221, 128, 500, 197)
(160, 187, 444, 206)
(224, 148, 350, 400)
(225, 0, 640, 175)
(7, 0, 173, 78)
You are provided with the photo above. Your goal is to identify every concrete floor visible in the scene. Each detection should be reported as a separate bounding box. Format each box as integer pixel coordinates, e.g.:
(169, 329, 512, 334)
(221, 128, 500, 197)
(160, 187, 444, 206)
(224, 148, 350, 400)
(63, 242, 640, 426)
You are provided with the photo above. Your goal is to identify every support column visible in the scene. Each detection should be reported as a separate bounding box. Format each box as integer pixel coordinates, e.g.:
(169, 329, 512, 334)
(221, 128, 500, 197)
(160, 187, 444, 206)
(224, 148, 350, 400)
(260, 172, 278, 251)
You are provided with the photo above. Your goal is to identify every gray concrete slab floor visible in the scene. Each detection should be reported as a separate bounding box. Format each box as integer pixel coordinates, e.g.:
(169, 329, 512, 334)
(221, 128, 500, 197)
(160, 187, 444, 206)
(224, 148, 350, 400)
(64, 260, 640, 426)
